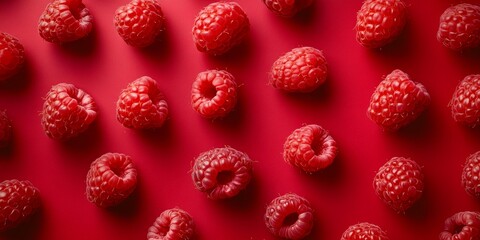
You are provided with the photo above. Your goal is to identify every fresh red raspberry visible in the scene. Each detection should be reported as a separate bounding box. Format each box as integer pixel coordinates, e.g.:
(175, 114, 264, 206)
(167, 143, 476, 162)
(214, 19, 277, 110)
(41, 83, 97, 140)
(450, 74, 480, 128)
(462, 151, 480, 199)
(373, 157, 424, 213)
(439, 211, 480, 240)
(86, 153, 137, 208)
(264, 193, 314, 240)
(355, 0, 407, 48)
(367, 69, 430, 131)
(191, 70, 238, 119)
(261, 0, 313, 17)
(116, 76, 169, 129)
(147, 208, 195, 240)
(38, 0, 93, 44)
(270, 47, 328, 93)
(114, 0, 165, 48)
(0, 110, 12, 148)
(191, 147, 253, 200)
(341, 222, 389, 240)
(0, 32, 25, 82)
(437, 4, 480, 51)
(0, 180, 40, 232)
(192, 2, 250, 55)
(283, 124, 337, 173)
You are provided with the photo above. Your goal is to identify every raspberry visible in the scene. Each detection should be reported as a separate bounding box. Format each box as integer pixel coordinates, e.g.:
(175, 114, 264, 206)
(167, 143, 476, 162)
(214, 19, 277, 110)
(191, 70, 238, 119)
(0, 32, 25, 82)
(373, 157, 424, 213)
(191, 147, 253, 200)
(41, 83, 97, 140)
(147, 208, 195, 240)
(0, 180, 40, 232)
(355, 0, 407, 48)
(270, 47, 328, 93)
(0, 110, 12, 148)
(439, 211, 480, 240)
(114, 0, 165, 48)
(437, 4, 480, 51)
(283, 124, 337, 173)
(449, 74, 480, 128)
(341, 222, 389, 240)
(86, 153, 137, 208)
(462, 151, 480, 198)
(264, 193, 314, 240)
(367, 69, 430, 131)
(192, 2, 250, 55)
(262, 0, 313, 17)
(116, 76, 169, 129)
(38, 0, 93, 44)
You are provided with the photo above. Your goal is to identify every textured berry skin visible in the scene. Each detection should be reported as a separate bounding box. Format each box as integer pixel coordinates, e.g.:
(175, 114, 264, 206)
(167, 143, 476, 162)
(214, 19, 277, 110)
(86, 153, 137, 208)
(192, 2, 250, 55)
(367, 69, 430, 131)
(0, 180, 40, 232)
(116, 76, 169, 129)
(41, 83, 97, 140)
(270, 47, 328, 93)
(439, 211, 480, 240)
(355, 0, 407, 48)
(373, 157, 424, 213)
(191, 70, 238, 119)
(462, 151, 480, 199)
(262, 0, 313, 17)
(0, 110, 12, 148)
(264, 193, 314, 240)
(437, 4, 480, 51)
(0, 32, 25, 82)
(341, 222, 389, 240)
(147, 208, 195, 240)
(191, 147, 253, 200)
(38, 0, 93, 44)
(283, 124, 337, 173)
(450, 75, 480, 128)
(114, 0, 165, 48)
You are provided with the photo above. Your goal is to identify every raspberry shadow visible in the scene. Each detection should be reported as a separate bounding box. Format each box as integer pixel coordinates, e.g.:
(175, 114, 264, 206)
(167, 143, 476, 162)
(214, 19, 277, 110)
(0, 206, 44, 240)
(53, 25, 97, 57)
(0, 58, 32, 92)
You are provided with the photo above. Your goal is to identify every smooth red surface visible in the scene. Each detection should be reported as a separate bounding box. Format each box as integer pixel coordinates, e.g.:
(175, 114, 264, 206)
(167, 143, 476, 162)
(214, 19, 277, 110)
(1, 0, 480, 239)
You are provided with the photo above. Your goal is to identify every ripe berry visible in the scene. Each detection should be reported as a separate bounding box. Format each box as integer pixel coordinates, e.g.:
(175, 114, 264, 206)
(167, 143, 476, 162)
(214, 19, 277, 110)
(262, 0, 313, 18)
(341, 222, 389, 240)
(147, 208, 195, 240)
(86, 153, 137, 208)
(0, 32, 25, 82)
(283, 124, 337, 173)
(367, 69, 430, 131)
(0, 180, 40, 232)
(270, 46, 328, 93)
(191, 147, 253, 200)
(450, 74, 480, 128)
(0, 110, 12, 148)
(41, 83, 97, 140)
(439, 211, 480, 240)
(373, 157, 424, 213)
(191, 70, 238, 119)
(355, 0, 407, 48)
(116, 76, 169, 129)
(114, 0, 165, 48)
(437, 4, 480, 51)
(462, 151, 480, 199)
(38, 0, 93, 44)
(192, 2, 250, 55)
(264, 193, 314, 240)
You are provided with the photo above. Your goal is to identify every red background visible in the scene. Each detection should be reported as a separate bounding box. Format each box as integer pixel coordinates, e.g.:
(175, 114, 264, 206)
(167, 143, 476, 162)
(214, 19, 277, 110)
(1, 0, 480, 239)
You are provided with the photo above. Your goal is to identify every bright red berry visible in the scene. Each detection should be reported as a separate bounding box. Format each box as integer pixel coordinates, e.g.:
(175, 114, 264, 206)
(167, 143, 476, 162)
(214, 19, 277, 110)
(264, 193, 314, 240)
(262, 0, 313, 17)
(341, 222, 389, 240)
(38, 0, 93, 44)
(283, 124, 337, 173)
(270, 47, 328, 93)
(373, 157, 424, 213)
(191, 147, 253, 200)
(147, 208, 195, 240)
(437, 4, 480, 51)
(367, 69, 430, 131)
(192, 2, 250, 55)
(0, 180, 40, 232)
(439, 211, 480, 240)
(191, 70, 238, 119)
(0, 32, 25, 82)
(0, 110, 12, 148)
(114, 0, 165, 48)
(462, 151, 480, 199)
(116, 76, 169, 129)
(86, 153, 137, 208)
(355, 0, 407, 48)
(41, 83, 97, 140)
(450, 74, 480, 128)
